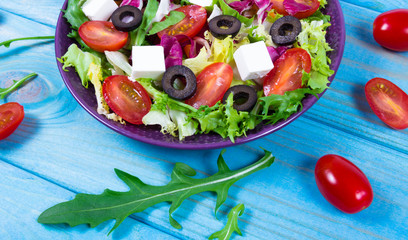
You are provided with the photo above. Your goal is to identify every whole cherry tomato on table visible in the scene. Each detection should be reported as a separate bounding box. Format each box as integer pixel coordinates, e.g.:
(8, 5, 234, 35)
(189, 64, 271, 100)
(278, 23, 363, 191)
(79, 21, 129, 52)
(157, 5, 207, 39)
(365, 78, 408, 130)
(0, 102, 24, 140)
(373, 9, 408, 52)
(103, 75, 151, 125)
(315, 154, 373, 214)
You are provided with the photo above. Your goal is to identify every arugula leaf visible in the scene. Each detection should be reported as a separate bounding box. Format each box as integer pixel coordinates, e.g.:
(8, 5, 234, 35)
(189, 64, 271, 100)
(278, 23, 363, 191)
(0, 73, 37, 99)
(38, 149, 275, 234)
(218, 0, 254, 26)
(209, 203, 245, 240)
(130, 0, 159, 46)
(0, 36, 54, 48)
(148, 11, 186, 35)
(63, 0, 89, 30)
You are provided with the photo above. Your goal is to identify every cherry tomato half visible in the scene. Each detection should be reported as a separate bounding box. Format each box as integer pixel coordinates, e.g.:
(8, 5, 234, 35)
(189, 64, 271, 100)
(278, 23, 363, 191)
(270, 0, 320, 19)
(79, 21, 128, 52)
(365, 78, 408, 130)
(315, 154, 373, 214)
(157, 5, 207, 38)
(0, 102, 24, 140)
(185, 62, 233, 109)
(263, 48, 311, 96)
(373, 9, 408, 52)
(103, 75, 151, 125)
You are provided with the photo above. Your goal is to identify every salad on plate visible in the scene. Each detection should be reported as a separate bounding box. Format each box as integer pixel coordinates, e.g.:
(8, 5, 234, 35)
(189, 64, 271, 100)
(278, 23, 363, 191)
(59, 0, 334, 142)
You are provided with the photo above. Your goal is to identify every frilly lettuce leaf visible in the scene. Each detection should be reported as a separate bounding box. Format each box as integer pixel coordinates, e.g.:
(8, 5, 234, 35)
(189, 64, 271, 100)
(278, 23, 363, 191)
(297, 20, 333, 92)
(182, 47, 213, 75)
(63, 0, 88, 30)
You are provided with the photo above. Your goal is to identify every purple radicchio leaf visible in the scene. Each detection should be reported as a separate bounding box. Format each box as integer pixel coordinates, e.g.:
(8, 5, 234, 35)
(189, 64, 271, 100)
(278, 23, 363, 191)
(267, 46, 288, 62)
(120, 0, 143, 9)
(160, 34, 183, 68)
(283, 0, 312, 16)
(228, 0, 253, 14)
(254, 0, 273, 23)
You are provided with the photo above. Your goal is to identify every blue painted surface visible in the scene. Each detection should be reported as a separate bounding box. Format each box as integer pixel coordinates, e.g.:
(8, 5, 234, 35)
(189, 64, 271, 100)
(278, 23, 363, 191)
(0, 1, 407, 239)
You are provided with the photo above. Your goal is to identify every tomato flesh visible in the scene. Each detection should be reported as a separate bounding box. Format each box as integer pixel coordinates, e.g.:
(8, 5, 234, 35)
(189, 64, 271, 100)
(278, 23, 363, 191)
(365, 78, 408, 130)
(103, 75, 151, 125)
(157, 5, 207, 38)
(0, 102, 24, 140)
(185, 62, 233, 109)
(270, 0, 320, 19)
(79, 21, 128, 52)
(315, 154, 373, 214)
(373, 9, 408, 52)
(263, 48, 311, 96)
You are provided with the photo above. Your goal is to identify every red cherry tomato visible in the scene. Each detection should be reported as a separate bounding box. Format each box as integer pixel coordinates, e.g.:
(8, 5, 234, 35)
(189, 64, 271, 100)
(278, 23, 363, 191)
(315, 154, 374, 214)
(0, 102, 24, 140)
(103, 75, 151, 125)
(270, 0, 320, 19)
(373, 9, 408, 52)
(185, 62, 233, 109)
(365, 78, 408, 130)
(79, 21, 128, 52)
(157, 5, 207, 38)
(263, 48, 311, 96)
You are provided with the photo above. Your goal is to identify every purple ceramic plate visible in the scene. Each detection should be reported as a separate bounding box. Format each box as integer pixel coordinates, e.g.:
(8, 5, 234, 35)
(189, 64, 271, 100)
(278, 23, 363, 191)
(55, 0, 345, 150)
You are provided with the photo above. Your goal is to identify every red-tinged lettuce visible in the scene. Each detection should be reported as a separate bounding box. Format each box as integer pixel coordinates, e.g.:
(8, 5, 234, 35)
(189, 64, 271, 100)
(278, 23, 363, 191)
(120, 0, 143, 9)
(266, 46, 287, 62)
(228, 0, 252, 14)
(160, 35, 183, 68)
(254, 0, 273, 23)
(283, 0, 312, 16)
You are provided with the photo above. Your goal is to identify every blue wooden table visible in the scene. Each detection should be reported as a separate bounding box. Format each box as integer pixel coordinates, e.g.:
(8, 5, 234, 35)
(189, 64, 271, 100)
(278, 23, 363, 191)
(1, 1, 407, 239)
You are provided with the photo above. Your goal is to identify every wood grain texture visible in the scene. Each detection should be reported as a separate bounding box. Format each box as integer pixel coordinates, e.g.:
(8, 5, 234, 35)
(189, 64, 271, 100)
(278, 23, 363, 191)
(1, 0, 407, 239)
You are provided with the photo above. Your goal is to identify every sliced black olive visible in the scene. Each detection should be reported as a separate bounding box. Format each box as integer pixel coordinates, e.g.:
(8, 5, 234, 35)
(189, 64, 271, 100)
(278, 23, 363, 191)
(270, 16, 302, 45)
(162, 65, 197, 100)
(209, 15, 242, 40)
(222, 85, 257, 112)
(111, 5, 143, 32)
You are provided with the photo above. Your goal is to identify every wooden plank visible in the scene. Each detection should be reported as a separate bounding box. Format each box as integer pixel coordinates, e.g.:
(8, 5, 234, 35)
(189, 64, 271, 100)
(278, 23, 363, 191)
(0, 160, 179, 240)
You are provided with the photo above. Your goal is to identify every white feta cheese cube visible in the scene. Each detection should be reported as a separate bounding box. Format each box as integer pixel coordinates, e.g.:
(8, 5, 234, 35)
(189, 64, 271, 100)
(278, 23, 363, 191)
(82, 0, 118, 21)
(132, 46, 166, 79)
(189, 0, 213, 7)
(233, 41, 274, 81)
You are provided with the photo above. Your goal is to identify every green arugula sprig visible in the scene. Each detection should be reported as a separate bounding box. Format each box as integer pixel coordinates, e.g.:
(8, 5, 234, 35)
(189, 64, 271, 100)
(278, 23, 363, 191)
(0, 73, 37, 99)
(0, 36, 55, 48)
(38, 149, 274, 235)
(209, 203, 245, 240)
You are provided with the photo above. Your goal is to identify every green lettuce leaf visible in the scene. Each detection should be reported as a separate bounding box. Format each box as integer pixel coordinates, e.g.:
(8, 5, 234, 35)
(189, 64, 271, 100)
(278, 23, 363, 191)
(148, 11, 186, 35)
(38, 149, 274, 235)
(209, 203, 245, 240)
(63, 0, 88, 30)
(130, 0, 159, 46)
(218, 0, 254, 26)
(59, 44, 102, 88)
(297, 20, 334, 92)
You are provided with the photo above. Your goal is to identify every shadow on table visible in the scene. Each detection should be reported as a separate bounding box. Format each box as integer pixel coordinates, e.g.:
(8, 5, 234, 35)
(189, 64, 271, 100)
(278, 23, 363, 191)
(0, 40, 55, 59)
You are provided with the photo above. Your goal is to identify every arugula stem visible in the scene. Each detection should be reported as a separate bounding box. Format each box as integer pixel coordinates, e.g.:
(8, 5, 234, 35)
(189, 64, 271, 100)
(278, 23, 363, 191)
(0, 73, 37, 99)
(0, 36, 55, 48)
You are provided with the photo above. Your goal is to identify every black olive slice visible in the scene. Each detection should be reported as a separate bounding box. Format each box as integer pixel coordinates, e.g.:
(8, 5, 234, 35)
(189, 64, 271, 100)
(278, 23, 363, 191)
(270, 16, 302, 45)
(209, 15, 242, 40)
(111, 5, 143, 32)
(162, 65, 197, 100)
(222, 85, 258, 112)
